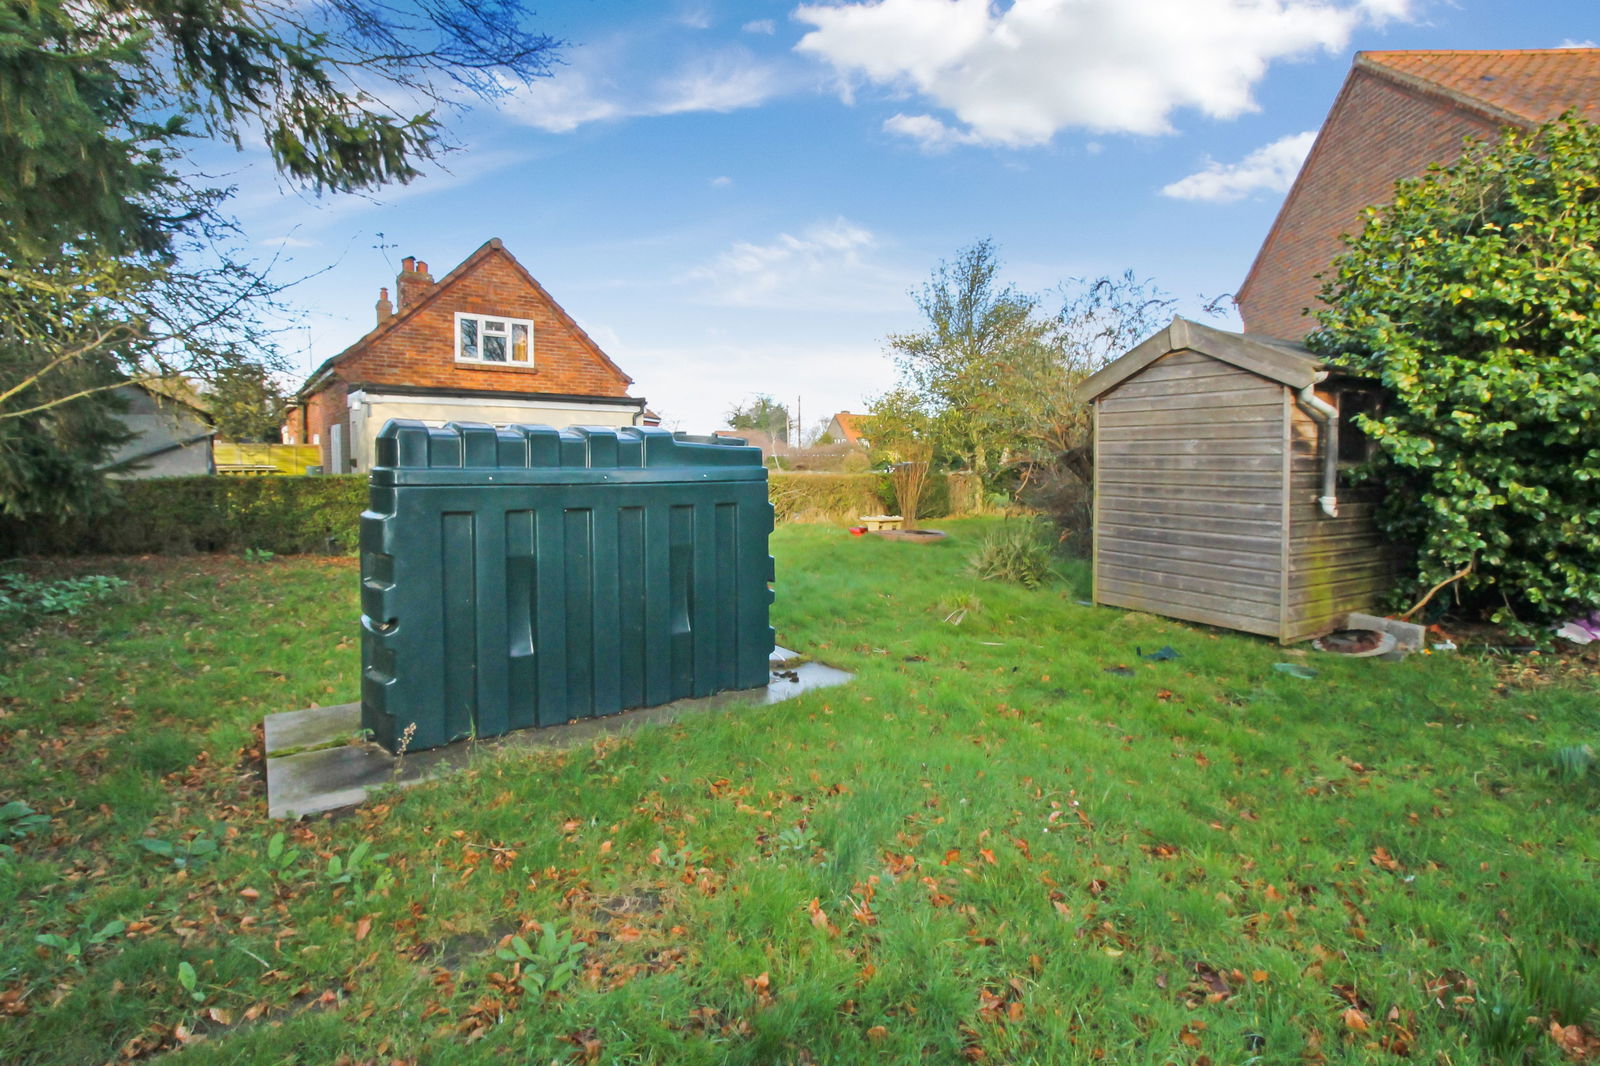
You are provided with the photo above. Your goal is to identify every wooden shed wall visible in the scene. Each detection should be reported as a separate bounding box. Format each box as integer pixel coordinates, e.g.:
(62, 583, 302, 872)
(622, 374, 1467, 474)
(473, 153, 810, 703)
(1283, 404, 1407, 642)
(1093, 350, 1286, 637)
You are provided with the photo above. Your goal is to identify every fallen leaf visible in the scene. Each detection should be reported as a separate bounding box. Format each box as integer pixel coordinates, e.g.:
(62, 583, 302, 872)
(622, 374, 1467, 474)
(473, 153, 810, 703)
(1342, 1008, 1370, 1033)
(354, 916, 373, 942)
(1370, 847, 1401, 872)
(867, 1025, 888, 1043)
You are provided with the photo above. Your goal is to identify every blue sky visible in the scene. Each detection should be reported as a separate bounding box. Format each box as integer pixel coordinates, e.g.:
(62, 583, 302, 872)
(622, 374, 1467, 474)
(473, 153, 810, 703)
(227, 0, 1596, 435)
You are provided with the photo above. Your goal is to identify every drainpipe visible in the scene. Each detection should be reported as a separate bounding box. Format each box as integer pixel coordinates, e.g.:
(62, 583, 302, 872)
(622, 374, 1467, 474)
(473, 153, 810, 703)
(1296, 372, 1340, 518)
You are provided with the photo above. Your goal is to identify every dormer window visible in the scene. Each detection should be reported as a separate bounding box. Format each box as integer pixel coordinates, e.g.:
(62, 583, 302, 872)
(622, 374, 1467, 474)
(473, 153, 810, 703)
(456, 313, 533, 365)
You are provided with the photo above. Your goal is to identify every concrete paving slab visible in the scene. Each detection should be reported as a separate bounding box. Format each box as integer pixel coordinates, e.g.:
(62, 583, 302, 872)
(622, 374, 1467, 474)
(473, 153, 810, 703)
(264, 702, 364, 756)
(265, 655, 852, 820)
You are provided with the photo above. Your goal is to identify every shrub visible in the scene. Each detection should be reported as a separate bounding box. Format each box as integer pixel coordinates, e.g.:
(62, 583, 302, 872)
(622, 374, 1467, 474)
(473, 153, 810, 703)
(0, 573, 128, 625)
(880, 469, 951, 519)
(1311, 115, 1600, 628)
(0, 475, 366, 556)
(1019, 466, 1092, 556)
(768, 472, 886, 523)
(0, 469, 986, 553)
(967, 520, 1058, 588)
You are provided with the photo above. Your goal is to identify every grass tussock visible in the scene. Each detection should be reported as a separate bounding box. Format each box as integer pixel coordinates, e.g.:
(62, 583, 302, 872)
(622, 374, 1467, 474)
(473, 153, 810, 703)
(2, 519, 1600, 1064)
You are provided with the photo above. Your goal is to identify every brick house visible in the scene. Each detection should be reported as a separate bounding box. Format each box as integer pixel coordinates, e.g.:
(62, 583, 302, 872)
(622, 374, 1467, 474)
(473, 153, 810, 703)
(284, 239, 645, 472)
(1238, 48, 1600, 339)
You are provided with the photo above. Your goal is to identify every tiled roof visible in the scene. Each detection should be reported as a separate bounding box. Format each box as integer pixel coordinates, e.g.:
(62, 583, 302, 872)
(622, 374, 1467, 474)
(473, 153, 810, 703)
(1359, 48, 1600, 126)
(830, 412, 867, 444)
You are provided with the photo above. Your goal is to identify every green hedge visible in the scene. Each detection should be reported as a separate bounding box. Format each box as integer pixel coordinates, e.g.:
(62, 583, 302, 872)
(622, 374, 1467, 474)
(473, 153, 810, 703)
(768, 472, 887, 523)
(0, 476, 368, 556)
(1, 470, 981, 556)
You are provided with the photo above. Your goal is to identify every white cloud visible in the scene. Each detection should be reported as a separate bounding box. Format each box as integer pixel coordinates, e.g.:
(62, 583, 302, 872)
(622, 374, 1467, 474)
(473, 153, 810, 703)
(743, 18, 778, 34)
(655, 51, 786, 114)
(258, 234, 318, 249)
(711, 175, 734, 187)
(883, 112, 983, 151)
(500, 46, 784, 131)
(795, 0, 1410, 146)
(1161, 130, 1317, 202)
(501, 71, 625, 133)
(687, 218, 911, 310)
(1560, 38, 1597, 48)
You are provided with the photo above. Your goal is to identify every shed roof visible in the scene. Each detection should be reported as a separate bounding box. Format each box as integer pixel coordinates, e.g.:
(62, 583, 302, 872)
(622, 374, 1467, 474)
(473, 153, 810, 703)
(1078, 317, 1321, 402)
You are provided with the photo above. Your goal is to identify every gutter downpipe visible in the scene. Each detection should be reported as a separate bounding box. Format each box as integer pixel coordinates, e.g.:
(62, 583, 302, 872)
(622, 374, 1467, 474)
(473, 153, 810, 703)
(1295, 372, 1340, 519)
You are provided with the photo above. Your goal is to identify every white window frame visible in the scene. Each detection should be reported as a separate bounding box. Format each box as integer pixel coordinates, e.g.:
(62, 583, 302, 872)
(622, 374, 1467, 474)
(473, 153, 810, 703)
(454, 312, 534, 366)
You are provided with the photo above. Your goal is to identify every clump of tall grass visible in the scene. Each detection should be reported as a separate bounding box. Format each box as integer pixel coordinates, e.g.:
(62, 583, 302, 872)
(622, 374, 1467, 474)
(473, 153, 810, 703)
(967, 519, 1057, 588)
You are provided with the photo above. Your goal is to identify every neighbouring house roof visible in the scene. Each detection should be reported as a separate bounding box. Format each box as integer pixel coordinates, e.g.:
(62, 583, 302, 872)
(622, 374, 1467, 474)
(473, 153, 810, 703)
(137, 375, 214, 416)
(1237, 47, 1600, 339)
(828, 412, 868, 445)
(293, 238, 633, 401)
(1078, 317, 1320, 403)
(101, 381, 216, 473)
(1358, 48, 1600, 126)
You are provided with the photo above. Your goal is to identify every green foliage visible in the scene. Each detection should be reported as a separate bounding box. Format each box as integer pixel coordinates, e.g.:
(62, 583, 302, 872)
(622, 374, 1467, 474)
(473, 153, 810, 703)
(0, 339, 135, 518)
(138, 835, 218, 870)
(0, 800, 51, 854)
(175, 960, 204, 1003)
(34, 920, 125, 971)
(205, 365, 288, 443)
(966, 519, 1058, 588)
(883, 241, 1175, 497)
(0, 472, 984, 551)
(727, 394, 790, 443)
(324, 840, 394, 902)
(1474, 983, 1537, 1062)
(494, 924, 584, 997)
(1310, 115, 1600, 628)
(885, 240, 1052, 486)
(0, 474, 367, 555)
(1514, 942, 1593, 1026)
(1551, 743, 1596, 782)
(0, 572, 128, 624)
(768, 472, 887, 523)
(263, 831, 304, 881)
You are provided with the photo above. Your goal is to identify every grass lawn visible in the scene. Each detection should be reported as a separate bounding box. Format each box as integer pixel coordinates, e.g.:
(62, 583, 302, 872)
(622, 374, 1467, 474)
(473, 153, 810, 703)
(2, 517, 1599, 1065)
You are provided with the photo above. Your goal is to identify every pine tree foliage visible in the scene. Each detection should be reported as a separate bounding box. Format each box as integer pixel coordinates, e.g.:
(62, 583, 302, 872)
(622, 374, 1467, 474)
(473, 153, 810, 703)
(0, 0, 562, 514)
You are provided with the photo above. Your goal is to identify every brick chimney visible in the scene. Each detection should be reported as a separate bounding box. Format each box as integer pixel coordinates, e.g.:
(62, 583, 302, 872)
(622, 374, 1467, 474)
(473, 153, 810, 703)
(375, 286, 393, 324)
(395, 256, 434, 312)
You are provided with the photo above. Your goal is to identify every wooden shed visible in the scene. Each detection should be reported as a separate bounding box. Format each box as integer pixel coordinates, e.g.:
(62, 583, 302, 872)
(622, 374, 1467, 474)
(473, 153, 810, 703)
(1079, 317, 1404, 644)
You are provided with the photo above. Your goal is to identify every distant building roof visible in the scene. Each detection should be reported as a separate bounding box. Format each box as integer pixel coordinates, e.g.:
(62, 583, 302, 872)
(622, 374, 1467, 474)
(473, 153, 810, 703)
(828, 412, 868, 446)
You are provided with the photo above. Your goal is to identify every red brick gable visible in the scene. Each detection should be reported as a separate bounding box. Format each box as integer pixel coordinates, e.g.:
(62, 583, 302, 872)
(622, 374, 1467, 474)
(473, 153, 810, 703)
(304, 238, 633, 397)
(1237, 48, 1599, 340)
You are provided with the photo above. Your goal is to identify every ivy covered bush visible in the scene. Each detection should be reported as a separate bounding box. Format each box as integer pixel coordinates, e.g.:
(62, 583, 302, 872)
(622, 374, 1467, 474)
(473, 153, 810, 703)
(1309, 115, 1600, 628)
